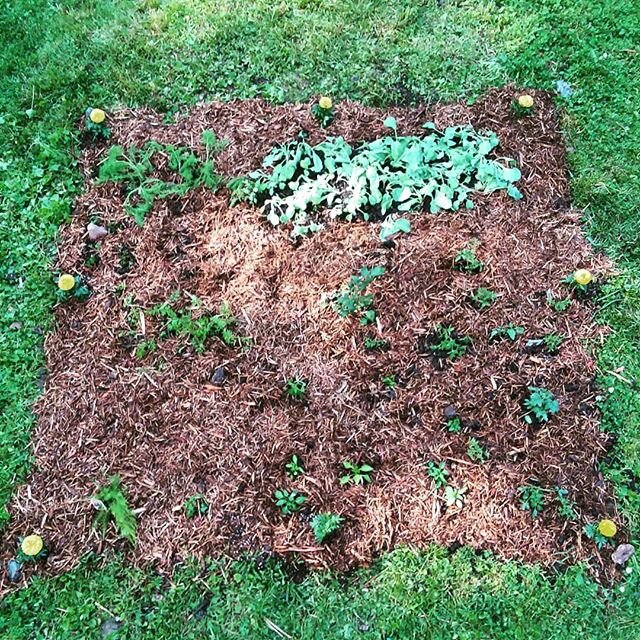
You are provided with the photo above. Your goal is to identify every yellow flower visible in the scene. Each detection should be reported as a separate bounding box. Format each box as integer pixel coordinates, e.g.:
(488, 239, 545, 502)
(89, 108, 106, 124)
(21, 534, 44, 557)
(517, 94, 534, 109)
(318, 96, 333, 110)
(574, 268, 593, 286)
(58, 273, 76, 291)
(598, 519, 617, 538)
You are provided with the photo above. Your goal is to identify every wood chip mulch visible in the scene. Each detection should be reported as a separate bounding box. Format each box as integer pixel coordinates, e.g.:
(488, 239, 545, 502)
(1, 87, 621, 591)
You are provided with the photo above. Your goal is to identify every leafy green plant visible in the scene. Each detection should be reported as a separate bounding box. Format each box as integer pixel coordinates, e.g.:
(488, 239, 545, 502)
(363, 336, 388, 351)
(546, 291, 572, 313)
(490, 323, 524, 341)
(382, 375, 397, 389)
(470, 287, 497, 309)
(236, 123, 521, 236)
(523, 387, 559, 424)
(518, 485, 545, 518)
(379, 217, 411, 241)
(98, 131, 224, 225)
(134, 338, 157, 359)
(428, 325, 471, 360)
(543, 332, 565, 354)
(311, 97, 335, 128)
(583, 522, 614, 549)
(340, 461, 374, 486)
(310, 512, 344, 542)
(466, 438, 489, 463)
(333, 266, 385, 325)
(182, 494, 209, 519)
(453, 247, 484, 273)
(150, 295, 239, 353)
(285, 378, 307, 399)
(56, 275, 91, 302)
(426, 461, 449, 488)
(274, 489, 307, 515)
(446, 417, 463, 433)
(91, 476, 137, 545)
(554, 487, 577, 521)
(444, 485, 466, 508)
(285, 455, 304, 478)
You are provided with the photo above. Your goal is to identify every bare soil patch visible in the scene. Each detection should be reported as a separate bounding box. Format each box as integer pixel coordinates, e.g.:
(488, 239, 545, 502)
(1, 88, 618, 586)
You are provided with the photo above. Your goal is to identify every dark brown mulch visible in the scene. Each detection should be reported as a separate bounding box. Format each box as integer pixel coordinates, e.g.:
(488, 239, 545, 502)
(1, 87, 619, 591)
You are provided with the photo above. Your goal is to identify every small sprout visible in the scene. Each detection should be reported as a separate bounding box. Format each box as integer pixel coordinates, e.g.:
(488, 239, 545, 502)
(20, 534, 44, 558)
(425, 460, 449, 488)
(183, 494, 209, 519)
(523, 387, 559, 424)
(518, 95, 534, 109)
(311, 513, 343, 542)
(285, 455, 304, 478)
(363, 336, 388, 352)
(546, 291, 572, 312)
(453, 247, 484, 273)
(340, 461, 373, 486)
(490, 323, 524, 342)
(285, 378, 307, 399)
(598, 519, 617, 538)
(518, 485, 545, 517)
(466, 438, 489, 463)
(426, 325, 471, 361)
(444, 485, 466, 508)
(470, 287, 497, 309)
(382, 375, 397, 389)
(543, 332, 565, 354)
(89, 108, 106, 123)
(573, 269, 593, 286)
(446, 416, 463, 433)
(554, 487, 577, 520)
(58, 273, 76, 291)
(274, 489, 307, 515)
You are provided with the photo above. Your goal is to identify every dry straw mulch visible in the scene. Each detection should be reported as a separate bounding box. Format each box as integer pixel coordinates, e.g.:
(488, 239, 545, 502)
(1, 88, 619, 591)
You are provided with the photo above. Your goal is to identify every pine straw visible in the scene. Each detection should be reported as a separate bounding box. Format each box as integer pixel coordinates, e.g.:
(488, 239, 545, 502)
(1, 88, 621, 592)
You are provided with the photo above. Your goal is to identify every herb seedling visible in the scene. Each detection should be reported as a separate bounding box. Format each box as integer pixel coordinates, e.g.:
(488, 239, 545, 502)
(554, 487, 576, 520)
(426, 461, 449, 488)
(340, 461, 374, 486)
(364, 336, 389, 351)
(333, 266, 385, 325)
(285, 378, 307, 399)
(523, 387, 559, 424)
(274, 489, 307, 515)
(183, 494, 209, 519)
(546, 291, 572, 312)
(285, 455, 304, 478)
(543, 332, 565, 354)
(134, 338, 157, 360)
(444, 485, 466, 508)
(490, 323, 524, 341)
(470, 287, 497, 309)
(518, 485, 545, 518)
(91, 476, 137, 544)
(453, 247, 484, 273)
(466, 438, 489, 463)
(446, 417, 463, 433)
(382, 375, 397, 389)
(311, 513, 344, 542)
(427, 325, 471, 361)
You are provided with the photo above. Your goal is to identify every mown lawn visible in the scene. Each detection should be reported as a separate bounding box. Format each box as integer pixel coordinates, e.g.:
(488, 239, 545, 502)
(0, 0, 639, 637)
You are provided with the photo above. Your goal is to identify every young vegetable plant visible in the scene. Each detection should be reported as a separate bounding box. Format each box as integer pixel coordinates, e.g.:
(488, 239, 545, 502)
(546, 291, 572, 312)
(311, 513, 344, 542)
(91, 476, 137, 545)
(466, 438, 489, 463)
(446, 417, 463, 433)
(490, 323, 524, 342)
(470, 287, 497, 310)
(543, 332, 565, 354)
(426, 325, 471, 361)
(554, 487, 577, 521)
(444, 486, 466, 508)
(381, 375, 397, 389)
(333, 266, 385, 325)
(183, 494, 209, 519)
(285, 455, 304, 478)
(453, 247, 484, 273)
(285, 378, 307, 400)
(518, 485, 545, 518)
(340, 461, 374, 486)
(523, 387, 559, 424)
(425, 460, 449, 488)
(274, 489, 307, 515)
(363, 336, 389, 352)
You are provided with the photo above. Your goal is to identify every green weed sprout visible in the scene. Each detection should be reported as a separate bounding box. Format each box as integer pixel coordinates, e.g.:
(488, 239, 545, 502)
(311, 513, 343, 542)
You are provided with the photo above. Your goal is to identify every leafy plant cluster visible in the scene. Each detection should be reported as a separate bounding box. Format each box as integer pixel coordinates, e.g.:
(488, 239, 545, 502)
(91, 476, 137, 545)
(427, 325, 471, 360)
(425, 460, 466, 508)
(98, 131, 224, 225)
(231, 120, 522, 236)
(523, 386, 560, 424)
(332, 265, 385, 325)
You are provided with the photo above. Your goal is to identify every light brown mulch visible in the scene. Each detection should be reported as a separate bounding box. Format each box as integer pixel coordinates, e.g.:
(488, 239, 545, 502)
(1, 88, 619, 591)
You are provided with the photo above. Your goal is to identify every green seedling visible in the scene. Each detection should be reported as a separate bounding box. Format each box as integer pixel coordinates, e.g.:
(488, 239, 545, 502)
(453, 247, 484, 273)
(134, 338, 157, 359)
(546, 291, 572, 312)
(554, 487, 577, 521)
(364, 336, 389, 351)
(543, 332, 565, 354)
(446, 417, 463, 433)
(91, 476, 137, 545)
(274, 489, 307, 515)
(466, 438, 489, 463)
(285, 455, 304, 478)
(518, 485, 545, 518)
(382, 375, 397, 389)
(523, 387, 559, 424)
(311, 512, 343, 542)
(490, 323, 524, 341)
(428, 325, 471, 361)
(470, 287, 497, 309)
(333, 266, 385, 325)
(444, 486, 466, 508)
(183, 494, 209, 519)
(285, 378, 307, 399)
(426, 461, 449, 488)
(340, 461, 374, 486)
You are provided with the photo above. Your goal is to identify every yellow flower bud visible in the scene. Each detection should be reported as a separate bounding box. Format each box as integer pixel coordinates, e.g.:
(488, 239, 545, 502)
(318, 96, 333, 110)
(89, 108, 106, 124)
(517, 95, 534, 109)
(573, 269, 593, 286)
(598, 519, 617, 538)
(58, 273, 76, 291)
(21, 534, 44, 557)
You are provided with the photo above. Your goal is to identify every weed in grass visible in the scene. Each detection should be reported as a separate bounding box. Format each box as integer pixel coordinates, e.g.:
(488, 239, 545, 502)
(470, 287, 497, 309)
(467, 438, 489, 463)
(523, 387, 560, 424)
(453, 246, 484, 273)
(444, 486, 466, 509)
(425, 461, 449, 488)
(91, 476, 137, 545)
(518, 485, 545, 518)
(182, 494, 209, 519)
(310, 512, 343, 543)
(490, 323, 524, 341)
(332, 266, 385, 325)
(274, 489, 307, 515)
(340, 461, 373, 486)
(554, 487, 577, 521)
(285, 455, 304, 479)
(543, 332, 565, 354)
(426, 325, 471, 361)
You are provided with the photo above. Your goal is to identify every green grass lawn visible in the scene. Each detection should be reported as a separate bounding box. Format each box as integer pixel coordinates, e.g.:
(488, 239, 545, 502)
(1, 0, 639, 637)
